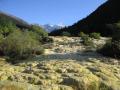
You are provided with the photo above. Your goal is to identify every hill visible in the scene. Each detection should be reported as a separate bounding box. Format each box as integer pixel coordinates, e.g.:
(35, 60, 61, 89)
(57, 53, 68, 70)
(50, 0, 120, 36)
(0, 11, 30, 29)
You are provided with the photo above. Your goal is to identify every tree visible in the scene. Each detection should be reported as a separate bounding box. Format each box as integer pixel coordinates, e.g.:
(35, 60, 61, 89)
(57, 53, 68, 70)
(0, 17, 17, 37)
(61, 31, 71, 36)
(98, 22, 120, 58)
(30, 24, 48, 41)
(90, 32, 101, 39)
(0, 30, 40, 59)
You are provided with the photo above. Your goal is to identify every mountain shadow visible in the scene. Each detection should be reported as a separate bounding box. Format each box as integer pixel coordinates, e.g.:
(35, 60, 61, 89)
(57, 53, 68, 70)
(50, 0, 120, 37)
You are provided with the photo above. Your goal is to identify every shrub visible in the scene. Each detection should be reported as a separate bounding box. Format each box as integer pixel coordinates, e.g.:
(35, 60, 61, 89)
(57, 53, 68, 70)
(61, 31, 71, 36)
(30, 24, 48, 41)
(98, 23, 120, 58)
(97, 40, 114, 57)
(111, 31, 120, 58)
(81, 34, 94, 46)
(0, 17, 17, 37)
(0, 34, 4, 56)
(90, 32, 101, 39)
(42, 37, 54, 44)
(98, 39, 120, 58)
(0, 34, 4, 44)
(98, 22, 120, 58)
(0, 30, 41, 59)
(78, 32, 86, 37)
(33, 47, 44, 55)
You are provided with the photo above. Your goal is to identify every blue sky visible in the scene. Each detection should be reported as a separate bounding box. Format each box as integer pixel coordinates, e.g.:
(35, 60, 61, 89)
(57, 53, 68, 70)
(0, 0, 107, 26)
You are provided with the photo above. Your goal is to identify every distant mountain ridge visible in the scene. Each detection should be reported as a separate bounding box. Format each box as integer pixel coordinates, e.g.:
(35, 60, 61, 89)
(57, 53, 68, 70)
(0, 12, 65, 32)
(42, 24, 64, 33)
(50, 0, 120, 36)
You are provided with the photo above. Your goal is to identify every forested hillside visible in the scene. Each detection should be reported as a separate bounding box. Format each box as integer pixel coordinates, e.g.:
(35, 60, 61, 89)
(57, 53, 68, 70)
(50, 0, 120, 36)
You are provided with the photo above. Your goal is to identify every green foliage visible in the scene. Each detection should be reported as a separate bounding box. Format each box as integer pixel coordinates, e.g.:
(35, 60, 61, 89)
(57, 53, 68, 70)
(81, 34, 94, 46)
(30, 24, 48, 41)
(0, 17, 17, 37)
(61, 31, 71, 36)
(0, 34, 4, 55)
(98, 23, 120, 58)
(90, 32, 101, 39)
(111, 29, 120, 58)
(97, 40, 114, 57)
(24, 30, 39, 41)
(33, 47, 44, 55)
(42, 37, 54, 44)
(0, 34, 4, 43)
(78, 32, 86, 37)
(0, 30, 42, 59)
(78, 32, 94, 47)
(98, 39, 120, 58)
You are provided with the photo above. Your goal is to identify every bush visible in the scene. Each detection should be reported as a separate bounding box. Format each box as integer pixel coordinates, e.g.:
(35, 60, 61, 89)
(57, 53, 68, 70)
(33, 47, 44, 55)
(98, 36, 120, 58)
(90, 32, 101, 39)
(98, 23, 120, 58)
(81, 34, 94, 46)
(0, 34, 4, 44)
(42, 37, 54, 44)
(0, 34, 4, 56)
(111, 36, 120, 58)
(110, 22, 120, 58)
(0, 17, 17, 37)
(61, 31, 71, 36)
(0, 30, 42, 60)
(30, 24, 48, 41)
(97, 40, 114, 57)
(78, 32, 86, 37)
(98, 22, 120, 58)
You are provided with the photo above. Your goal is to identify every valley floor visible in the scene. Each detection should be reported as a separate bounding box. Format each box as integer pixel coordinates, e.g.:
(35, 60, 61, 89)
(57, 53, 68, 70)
(0, 37, 120, 90)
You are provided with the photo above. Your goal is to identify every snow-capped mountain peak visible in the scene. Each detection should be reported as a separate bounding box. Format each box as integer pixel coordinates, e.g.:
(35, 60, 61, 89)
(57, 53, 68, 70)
(42, 24, 65, 33)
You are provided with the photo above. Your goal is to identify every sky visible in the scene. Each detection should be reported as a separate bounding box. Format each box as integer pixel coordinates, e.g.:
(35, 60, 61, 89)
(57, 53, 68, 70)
(0, 0, 107, 26)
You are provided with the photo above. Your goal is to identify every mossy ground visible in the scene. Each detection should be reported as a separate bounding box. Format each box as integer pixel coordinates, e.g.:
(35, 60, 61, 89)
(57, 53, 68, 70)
(0, 37, 119, 90)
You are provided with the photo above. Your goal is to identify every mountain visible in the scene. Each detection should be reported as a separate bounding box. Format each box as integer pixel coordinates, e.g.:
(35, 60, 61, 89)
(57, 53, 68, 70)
(50, 0, 120, 36)
(0, 11, 30, 29)
(42, 24, 64, 33)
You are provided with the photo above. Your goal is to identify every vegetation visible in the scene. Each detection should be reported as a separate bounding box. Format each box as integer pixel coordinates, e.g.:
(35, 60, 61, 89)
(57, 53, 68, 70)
(30, 24, 48, 42)
(0, 12, 30, 29)
(81, 34, 94, 46)
(97, 40, 113, 57)
(0, 17, 17, 37)
(42, 37, 54, 44)
(50, 0, 120, 37)
(90, 32, 101, 39)
(111, 24, 120, 58)
(78, 32, 86, 37)
(0, 30, 42, 60)
(0, 16, 48, 60)
(98, 22, 120, 58)
(1, 1, 120, 90)
(61, 31, 71, 36)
